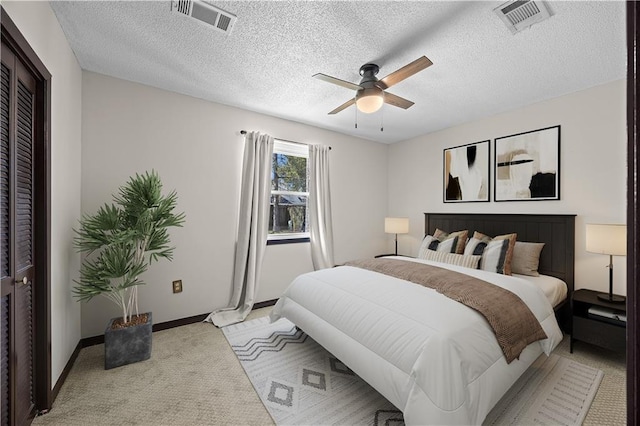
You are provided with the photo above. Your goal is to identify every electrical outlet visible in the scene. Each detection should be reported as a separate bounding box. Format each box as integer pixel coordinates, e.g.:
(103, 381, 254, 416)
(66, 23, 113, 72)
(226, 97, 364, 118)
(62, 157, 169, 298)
(172, 280, 183, 294)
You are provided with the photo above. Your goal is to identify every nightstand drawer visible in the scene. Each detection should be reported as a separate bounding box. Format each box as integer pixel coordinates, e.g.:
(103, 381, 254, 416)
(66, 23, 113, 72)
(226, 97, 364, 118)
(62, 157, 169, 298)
(572, 316, 626, 352)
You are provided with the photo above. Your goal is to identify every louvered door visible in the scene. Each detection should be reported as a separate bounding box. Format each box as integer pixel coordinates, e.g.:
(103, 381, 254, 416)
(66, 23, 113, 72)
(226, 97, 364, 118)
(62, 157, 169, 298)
(1, 46, 11, 426)
(1, 39, 37, 426)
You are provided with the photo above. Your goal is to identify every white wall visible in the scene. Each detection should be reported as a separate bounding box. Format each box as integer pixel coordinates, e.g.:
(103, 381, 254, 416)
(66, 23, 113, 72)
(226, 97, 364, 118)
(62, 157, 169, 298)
(388, 79, 626, 295)
(3, 2, 83, 386)
(81, 71, 388, 337)
(2, 0, 625, 390)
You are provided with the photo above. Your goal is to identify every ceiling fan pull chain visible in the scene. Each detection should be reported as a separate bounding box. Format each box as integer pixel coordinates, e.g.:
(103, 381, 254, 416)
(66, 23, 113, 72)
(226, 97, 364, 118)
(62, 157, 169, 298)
(355, 97, 358, 129)
(380, 95, 384, 132)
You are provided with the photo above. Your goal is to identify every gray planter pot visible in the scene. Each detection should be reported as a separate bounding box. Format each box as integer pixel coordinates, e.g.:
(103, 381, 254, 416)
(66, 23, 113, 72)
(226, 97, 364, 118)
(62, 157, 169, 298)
(104, 312, 152, 370)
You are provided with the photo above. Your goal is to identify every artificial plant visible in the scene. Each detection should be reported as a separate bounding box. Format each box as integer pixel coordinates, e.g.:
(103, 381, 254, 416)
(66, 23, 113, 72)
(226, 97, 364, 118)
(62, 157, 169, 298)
(73, 170, 185, 324)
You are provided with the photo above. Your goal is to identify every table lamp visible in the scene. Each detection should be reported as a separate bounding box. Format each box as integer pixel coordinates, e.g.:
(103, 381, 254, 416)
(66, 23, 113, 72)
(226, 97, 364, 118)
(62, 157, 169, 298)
(385, 217, 409, 256)
(586, 223, 626, 303)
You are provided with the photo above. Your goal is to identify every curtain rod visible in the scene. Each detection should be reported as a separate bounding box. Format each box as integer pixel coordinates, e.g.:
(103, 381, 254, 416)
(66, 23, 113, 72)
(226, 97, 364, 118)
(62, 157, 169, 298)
(240, 130, 331, 150)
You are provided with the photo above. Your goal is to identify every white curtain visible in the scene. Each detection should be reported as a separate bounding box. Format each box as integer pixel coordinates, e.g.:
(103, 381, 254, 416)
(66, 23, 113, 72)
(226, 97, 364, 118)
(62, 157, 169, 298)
(308, 144, 335, 270)
(205, 132, 274, 327)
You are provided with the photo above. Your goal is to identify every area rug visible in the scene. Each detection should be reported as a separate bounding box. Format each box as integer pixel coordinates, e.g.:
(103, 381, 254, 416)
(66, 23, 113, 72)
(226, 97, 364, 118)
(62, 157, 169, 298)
(484, 349, 603, 425)
(223, 316, 602, 426)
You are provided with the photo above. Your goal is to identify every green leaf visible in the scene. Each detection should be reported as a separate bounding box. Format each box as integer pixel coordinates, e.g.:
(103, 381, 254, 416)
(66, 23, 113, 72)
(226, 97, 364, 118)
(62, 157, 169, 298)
(72, 169, 185, 314)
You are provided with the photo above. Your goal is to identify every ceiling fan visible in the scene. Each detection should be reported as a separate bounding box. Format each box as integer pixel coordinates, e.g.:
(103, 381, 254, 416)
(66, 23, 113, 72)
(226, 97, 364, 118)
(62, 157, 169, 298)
(313, 56, 433, 115)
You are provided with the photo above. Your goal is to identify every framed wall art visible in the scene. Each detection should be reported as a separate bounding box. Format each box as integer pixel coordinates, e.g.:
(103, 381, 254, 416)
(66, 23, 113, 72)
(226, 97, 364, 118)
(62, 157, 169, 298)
(494, 125, 560, 202)
(443, 140, 490, 203)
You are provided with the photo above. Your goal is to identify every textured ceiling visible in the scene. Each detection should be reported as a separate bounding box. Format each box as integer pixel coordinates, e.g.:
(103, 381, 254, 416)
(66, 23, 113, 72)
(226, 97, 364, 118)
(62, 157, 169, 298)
(50, 1, 626, 144)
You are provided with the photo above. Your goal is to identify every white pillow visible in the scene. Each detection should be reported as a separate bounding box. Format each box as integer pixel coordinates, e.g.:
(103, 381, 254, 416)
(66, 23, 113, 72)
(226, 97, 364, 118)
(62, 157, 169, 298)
(464, 231, 517, 275)
(417, 229, 468, 258)
(464, 237, 488, 255)
(417, 235, 439, 259)
(478, 239, 511, 274)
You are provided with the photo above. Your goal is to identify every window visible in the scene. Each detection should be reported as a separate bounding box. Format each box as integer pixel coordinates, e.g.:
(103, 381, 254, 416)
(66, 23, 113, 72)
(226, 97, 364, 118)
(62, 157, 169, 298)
(268, 140, 309, 243)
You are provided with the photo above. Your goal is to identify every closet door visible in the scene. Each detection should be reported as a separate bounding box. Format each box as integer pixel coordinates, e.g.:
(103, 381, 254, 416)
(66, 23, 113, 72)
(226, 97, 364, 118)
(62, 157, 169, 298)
(1, 39, 37, 426)
(0, 41, 11, 426)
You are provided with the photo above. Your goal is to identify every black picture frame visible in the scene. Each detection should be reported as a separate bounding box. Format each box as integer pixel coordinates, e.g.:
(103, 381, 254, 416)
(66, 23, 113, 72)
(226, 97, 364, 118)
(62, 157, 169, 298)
(443, 140, 490, 203)
(494, 125, 561, 202)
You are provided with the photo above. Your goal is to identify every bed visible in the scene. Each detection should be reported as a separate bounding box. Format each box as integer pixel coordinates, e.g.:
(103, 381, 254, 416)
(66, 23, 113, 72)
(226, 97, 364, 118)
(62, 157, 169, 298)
(270, 213, 575, 425)
(424, 213, 575, 331)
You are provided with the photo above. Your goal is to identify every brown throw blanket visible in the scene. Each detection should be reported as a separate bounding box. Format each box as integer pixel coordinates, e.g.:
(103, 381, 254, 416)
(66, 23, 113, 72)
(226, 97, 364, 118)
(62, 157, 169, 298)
(344, 258, 547, 363)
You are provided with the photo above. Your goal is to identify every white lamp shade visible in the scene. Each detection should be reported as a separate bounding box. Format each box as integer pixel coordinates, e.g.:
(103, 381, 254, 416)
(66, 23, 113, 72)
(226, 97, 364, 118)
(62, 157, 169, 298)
(586, 223, 626, 256)
(385, 217, 409, 234)
(355, 88, 384, 113)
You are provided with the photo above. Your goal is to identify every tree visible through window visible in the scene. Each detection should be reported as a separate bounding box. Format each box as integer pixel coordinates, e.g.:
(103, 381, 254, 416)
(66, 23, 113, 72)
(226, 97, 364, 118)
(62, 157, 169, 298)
(269, 140, 309, 240)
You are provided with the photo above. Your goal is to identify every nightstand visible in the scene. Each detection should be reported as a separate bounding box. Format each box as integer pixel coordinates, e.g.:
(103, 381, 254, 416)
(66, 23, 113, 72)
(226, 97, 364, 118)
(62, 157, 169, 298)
(571, 289, 626, 353)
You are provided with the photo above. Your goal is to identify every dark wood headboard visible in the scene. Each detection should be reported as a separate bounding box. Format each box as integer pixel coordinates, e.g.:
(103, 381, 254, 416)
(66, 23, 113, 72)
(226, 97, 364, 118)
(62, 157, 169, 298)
(424, 213, 576, 329)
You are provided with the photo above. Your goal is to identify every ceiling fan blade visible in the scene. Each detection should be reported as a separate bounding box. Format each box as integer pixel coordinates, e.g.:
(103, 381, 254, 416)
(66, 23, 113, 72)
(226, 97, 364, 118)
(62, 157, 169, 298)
(378, 56, 433, 90)
(383, 92, 415, 109)
(313, 73, 361, 91)
(328, 98, 355, 115)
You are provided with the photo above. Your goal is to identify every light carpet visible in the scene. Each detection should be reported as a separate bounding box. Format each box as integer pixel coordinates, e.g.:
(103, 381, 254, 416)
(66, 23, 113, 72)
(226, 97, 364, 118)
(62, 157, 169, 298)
(223, 316, 603, 426)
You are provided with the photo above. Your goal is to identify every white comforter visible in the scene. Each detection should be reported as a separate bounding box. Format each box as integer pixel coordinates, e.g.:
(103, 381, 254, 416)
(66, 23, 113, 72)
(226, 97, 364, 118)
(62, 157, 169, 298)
(270, 256, 563, 425)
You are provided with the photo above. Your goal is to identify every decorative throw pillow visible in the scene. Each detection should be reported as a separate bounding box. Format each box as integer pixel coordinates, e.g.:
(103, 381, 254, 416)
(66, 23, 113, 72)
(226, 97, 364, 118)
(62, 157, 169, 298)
(511, 241, 545, 277)
(433, 229, 469, 254)
(463, 234, 492, 256)
(417, 235, 440, 259)
(421, 250, 482, 269)
(418, 229, 468, 259)
(466, 231, 517, 275)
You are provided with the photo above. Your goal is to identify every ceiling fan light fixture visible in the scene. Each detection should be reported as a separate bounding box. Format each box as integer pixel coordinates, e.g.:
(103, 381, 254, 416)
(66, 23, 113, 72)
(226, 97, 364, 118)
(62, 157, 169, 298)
(316, 56, 432, 116)
(355, 87, 384, 113)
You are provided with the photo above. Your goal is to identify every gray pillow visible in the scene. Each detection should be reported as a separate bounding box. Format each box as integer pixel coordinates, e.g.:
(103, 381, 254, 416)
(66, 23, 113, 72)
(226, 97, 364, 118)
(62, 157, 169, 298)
(511, 241, 545, 276)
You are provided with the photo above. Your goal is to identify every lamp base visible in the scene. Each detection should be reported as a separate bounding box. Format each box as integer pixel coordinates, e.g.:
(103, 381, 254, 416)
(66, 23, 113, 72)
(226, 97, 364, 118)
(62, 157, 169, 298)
(597, 293, 626, 304)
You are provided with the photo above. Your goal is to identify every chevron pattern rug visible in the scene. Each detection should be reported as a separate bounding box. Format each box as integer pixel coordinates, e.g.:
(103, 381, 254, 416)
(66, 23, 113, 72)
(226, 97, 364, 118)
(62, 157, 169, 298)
(223, 316, 603, 426)
(222, 316, 401, 425)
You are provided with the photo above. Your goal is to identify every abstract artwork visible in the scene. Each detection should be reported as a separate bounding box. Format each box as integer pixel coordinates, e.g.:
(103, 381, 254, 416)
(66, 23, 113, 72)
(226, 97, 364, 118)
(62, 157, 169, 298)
(494, 125, 560, 201)
(443, 140, 490, 202)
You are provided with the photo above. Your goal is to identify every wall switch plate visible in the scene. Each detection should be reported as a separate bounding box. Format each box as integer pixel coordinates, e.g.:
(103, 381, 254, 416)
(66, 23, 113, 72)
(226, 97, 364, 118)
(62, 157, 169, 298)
(172, 280, 183, 293)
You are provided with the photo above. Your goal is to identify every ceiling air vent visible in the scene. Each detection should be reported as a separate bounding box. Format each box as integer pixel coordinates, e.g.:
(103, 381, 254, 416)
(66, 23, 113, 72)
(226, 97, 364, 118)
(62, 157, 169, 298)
(494, 0, 551, 34)
(171, 0, 237, 34)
